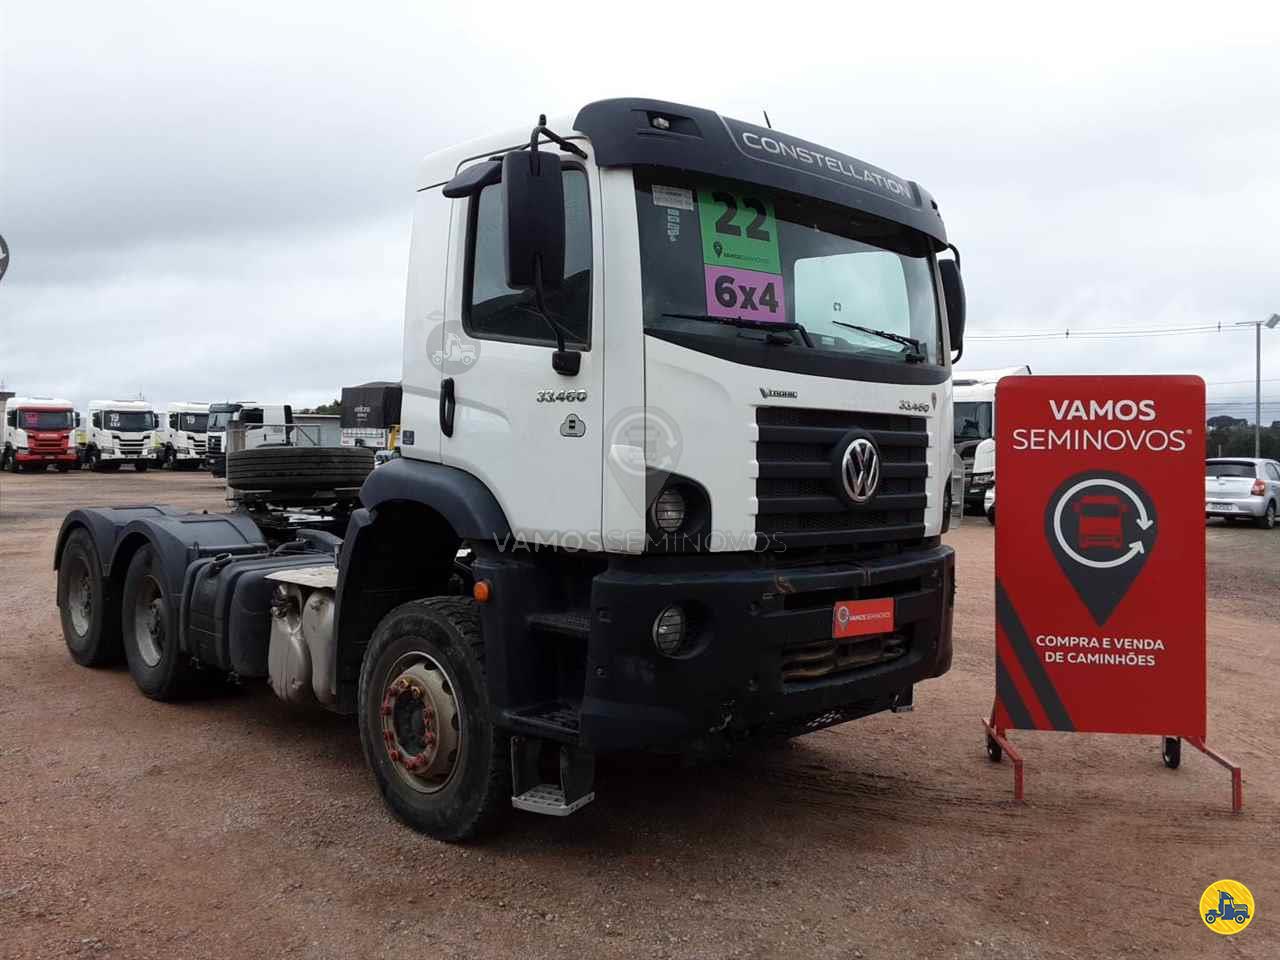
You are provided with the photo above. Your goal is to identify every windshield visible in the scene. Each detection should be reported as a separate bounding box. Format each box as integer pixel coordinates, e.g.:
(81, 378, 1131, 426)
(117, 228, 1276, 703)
(208, 407, 239, 431)
(103, 411, 157, 432)
(19, 410, 74, 430)
(175, 412, 209, 433)
(634, 168, 942, 365)
(1206, 461, 1256, 479)
(955, 401, 994, 440)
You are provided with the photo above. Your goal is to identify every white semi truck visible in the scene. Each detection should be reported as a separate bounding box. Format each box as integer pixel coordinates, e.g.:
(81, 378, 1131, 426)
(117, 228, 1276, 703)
(80, 400, 160, 472)
(54, 99, 966, 841)
(2, 396, 79, 472)
(156, 402, 211, 469)
(953, 365, 1030, 513)
(205, 401, 294, 476)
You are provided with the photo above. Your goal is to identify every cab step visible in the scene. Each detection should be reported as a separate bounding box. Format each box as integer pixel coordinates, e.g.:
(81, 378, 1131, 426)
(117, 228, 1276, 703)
(510, 736, 595, 817)
(506, 700, 581, 742)
(511, 783, 595, 816)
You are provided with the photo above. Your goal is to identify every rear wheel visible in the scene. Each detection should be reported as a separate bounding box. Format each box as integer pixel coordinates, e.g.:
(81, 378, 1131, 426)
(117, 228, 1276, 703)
(58, 528, 122, 666)
(1256, 502, 1276, 530)
(121, 545, 195, 699)
(358, 597, 510, 842)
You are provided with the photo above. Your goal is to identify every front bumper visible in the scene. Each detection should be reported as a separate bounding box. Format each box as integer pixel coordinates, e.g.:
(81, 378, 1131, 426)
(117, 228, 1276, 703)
(16, 451, 78, 464)
(1205, 497, 1267, 518)
(578, 544, 955, 752)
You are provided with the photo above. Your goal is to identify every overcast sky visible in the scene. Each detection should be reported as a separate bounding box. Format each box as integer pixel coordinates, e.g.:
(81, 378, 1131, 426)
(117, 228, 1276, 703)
(2, 2, 1278, 419)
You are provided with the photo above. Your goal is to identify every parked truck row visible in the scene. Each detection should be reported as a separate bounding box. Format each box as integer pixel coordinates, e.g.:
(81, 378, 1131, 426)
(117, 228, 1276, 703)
(3, 393, 404, 474)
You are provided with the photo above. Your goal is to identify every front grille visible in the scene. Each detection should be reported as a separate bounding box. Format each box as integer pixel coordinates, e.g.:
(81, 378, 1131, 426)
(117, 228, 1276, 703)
(755, 407, 928, 549)
(780, 633, 909, 684)
(115, 435, 145, 457)
(30, 437, 68, 452)
(207, 435, 222, 453)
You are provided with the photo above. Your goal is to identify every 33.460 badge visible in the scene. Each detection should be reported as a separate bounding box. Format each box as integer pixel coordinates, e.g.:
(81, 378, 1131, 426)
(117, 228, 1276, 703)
(536, 389, 588, 403)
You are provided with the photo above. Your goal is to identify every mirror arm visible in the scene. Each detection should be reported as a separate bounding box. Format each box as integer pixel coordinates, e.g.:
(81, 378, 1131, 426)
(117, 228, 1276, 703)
(533, 259, 582, 376)
(528, 113, 588, 164)
(947, 242, 962, 272)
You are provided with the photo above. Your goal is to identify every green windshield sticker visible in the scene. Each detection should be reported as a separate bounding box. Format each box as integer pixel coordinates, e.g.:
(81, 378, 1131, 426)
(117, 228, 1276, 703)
(697, 187, 781, 274)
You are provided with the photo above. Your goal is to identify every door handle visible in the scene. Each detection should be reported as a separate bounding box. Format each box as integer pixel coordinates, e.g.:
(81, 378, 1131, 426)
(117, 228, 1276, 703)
(440, 377, 455, 438)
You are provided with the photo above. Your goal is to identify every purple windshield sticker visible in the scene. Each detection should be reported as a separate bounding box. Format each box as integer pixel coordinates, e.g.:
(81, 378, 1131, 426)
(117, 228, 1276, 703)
(703, 265, 787, 324)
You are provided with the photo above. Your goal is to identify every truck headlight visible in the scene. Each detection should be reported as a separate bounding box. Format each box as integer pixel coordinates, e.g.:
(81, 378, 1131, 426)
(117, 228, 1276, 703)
(971, 472, 993, 489)
(651, 488, 687, 533)
(652, 606, 687, 656)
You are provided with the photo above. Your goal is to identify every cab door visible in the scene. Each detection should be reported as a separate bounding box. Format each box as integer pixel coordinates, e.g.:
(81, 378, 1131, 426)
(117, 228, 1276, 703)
(439, 151, 604, 545)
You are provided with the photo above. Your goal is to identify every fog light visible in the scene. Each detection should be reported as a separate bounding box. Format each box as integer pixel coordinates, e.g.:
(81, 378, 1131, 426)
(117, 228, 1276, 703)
(652, 605, 687, 656)
(651, 488, 686, 533)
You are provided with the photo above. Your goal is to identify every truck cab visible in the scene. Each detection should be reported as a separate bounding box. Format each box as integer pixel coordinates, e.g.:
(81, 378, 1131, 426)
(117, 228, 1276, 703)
(2, 396, 79, 472)
(156, 402, 211, 469)
(206, 401, 293, 476)
(54, 99, 967, 841)
(79, 400, 160, 472)
(953, 366, 1030, 513)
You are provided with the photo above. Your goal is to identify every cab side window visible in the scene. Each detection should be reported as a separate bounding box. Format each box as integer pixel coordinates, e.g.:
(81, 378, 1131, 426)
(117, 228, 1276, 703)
(5, 410, 14, 428)
(92, 413, 102, 429)
(169, 413, 178, 429)
(241, 408, 264, 426)
(464, 168, 591, 348)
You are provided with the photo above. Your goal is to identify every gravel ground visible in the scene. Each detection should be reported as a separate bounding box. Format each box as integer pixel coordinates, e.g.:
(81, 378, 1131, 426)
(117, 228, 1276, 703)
(1, 470, 1276, 959)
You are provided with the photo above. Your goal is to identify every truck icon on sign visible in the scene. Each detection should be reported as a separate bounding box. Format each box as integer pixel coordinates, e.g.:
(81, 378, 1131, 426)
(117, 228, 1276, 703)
(1073, 495, 1129, 551)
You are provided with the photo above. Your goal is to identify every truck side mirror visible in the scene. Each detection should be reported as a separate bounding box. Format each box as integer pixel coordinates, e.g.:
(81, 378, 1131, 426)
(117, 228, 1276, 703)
(939, 258, 966, 361)
(502, 150, 565, 293)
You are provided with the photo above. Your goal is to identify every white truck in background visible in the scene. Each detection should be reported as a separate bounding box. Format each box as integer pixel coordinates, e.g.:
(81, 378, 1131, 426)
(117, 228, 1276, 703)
(80, 400, 160, 472)
(157, 402, 211, 469)
(206, 401, 294, 476)
(953, 365, 1030, 515)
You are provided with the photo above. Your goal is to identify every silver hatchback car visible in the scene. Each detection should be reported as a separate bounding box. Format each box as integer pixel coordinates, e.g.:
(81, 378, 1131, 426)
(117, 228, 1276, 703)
(1205, 458, 1280, 529)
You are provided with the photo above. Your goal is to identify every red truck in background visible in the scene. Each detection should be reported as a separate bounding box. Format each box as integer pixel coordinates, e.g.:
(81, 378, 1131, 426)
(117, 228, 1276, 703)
(1, 396, 80, 472)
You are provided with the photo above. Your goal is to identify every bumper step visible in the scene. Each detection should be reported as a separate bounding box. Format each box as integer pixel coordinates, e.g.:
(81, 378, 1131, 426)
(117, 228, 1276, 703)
(526, 611, 591, 639)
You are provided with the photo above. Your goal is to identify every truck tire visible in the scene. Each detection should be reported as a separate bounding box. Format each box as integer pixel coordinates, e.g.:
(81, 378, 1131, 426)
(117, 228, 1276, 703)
(134, 461, 149, 473)
(58, 528, 122, 666)
(358, 597, 510, 842)
(226, 446, 374, 492)
(121, 544, 196, 700)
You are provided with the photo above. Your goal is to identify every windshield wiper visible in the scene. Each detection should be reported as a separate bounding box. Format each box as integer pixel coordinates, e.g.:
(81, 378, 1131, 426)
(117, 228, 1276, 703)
(660, 313, 813, 348)
(830, 320, 926, 362)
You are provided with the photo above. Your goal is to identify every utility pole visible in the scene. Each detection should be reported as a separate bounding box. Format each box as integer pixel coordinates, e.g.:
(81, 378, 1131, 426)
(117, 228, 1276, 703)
(1235, 314, 1279, 457)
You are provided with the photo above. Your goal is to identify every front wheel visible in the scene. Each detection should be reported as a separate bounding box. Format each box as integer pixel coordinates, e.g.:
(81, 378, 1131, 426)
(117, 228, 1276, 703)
(358, 597, 510, 842)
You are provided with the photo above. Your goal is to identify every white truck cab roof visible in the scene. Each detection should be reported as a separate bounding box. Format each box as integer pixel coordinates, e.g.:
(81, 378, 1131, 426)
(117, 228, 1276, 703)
(8, 396, 74, 409)
(88, 399, 157, 412)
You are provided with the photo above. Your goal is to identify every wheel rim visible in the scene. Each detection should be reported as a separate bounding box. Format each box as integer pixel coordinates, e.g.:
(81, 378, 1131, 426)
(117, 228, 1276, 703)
(133, 575, 165, 668)
(67, 558, 94, 637)
(379, 650, 463, 794)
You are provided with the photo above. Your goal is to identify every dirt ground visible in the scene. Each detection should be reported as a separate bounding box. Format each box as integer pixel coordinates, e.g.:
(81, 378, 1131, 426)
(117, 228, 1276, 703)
(1, 470, 1275, 959)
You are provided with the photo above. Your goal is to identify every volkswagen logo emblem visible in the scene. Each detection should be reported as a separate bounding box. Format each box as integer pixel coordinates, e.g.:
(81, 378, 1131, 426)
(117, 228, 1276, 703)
(840, 436, 880, 504)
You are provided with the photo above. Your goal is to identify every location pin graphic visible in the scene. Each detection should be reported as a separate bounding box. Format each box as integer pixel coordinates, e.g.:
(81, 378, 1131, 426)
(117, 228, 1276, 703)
(1043, 471, 1158, 625)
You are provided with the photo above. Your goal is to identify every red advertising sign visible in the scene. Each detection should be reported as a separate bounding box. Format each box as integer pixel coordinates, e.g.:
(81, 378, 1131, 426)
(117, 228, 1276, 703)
(993, 376, 1206, 738)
